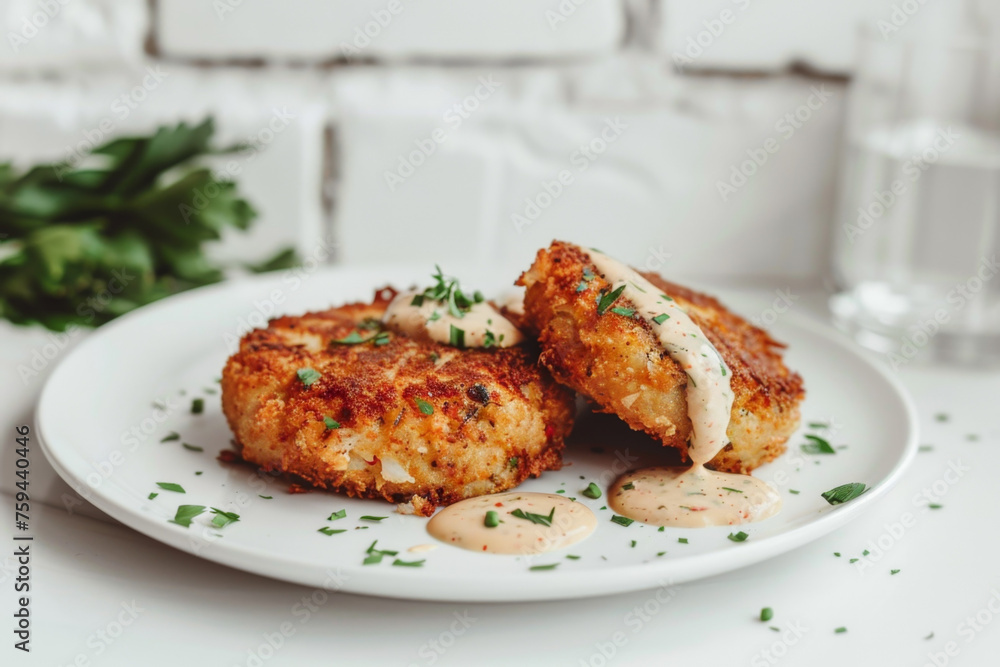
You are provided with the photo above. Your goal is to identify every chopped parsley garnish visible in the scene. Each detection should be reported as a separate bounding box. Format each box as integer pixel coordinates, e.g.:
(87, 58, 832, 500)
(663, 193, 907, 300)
(392, 559, 425, 567)
(156, 482, 185, 493)
(678, 538, 688, 544)
(483, 330, 498, 347)
(596, 284, 627, 316)
(835, 627, 847, 634)
(318, 527, 346, 536)
(323, 416, 341, 429)
(332, 331, 367, 345)
(529, 563, 559, 571)
(822, 482, 867, 505)
(415, 398, 434, 415)
(834, 552, 841, 557)
(660, 294, 673, 302)
(890, 569, 900, 575)
(652, 313, 670, 325)
(555, 489, 565, 494)
(360, 515, 387, 522)
(721, 487, 744, 494)
(160, 432, 180, 443)
(658, 526, 665, 532)
(296, 368, 321, 387)
(566, 554, 581, 560)
(610, 515, 634, 527)
(656, 551, 666, 557)
(373, 331, 391, 346)
(169, 504, 206, 527)
(610, 307, 635, 317)
(808, 421, 829, 429)
(417, 265, 483, 319)
(363, 540, 398, 565)
(182, 443, 203, 452)
(508, 456, 519, 469)
(849, 558, 859, 563)
(760, 607, 774, 622)
(929, 503, 943, 509)
(449, 324, 465, 348)
(582, 482, 602, 499)
(210, 508, 240, 528)
(510, 507, 555, 527)
(801, 434, 836, 455)
(259, 495, 272, 499)
(621, 482, 635, 490)
(789, 489, 800, 494)
(328, 509, 346, 521)
(484, 511, 500, 528)
(728, 531, 749, 542)
(191, 398, 204, 414)
(863, 549, 870, 556)
(148, 492, 158, 500)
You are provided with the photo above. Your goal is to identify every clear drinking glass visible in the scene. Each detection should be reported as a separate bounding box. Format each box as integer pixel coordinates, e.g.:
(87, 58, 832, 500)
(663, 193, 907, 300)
(830, 22, 1000, 366)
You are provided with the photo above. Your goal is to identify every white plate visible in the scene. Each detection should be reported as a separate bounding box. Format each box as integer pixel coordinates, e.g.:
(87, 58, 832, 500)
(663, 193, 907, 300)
(37, 265, 919, 602)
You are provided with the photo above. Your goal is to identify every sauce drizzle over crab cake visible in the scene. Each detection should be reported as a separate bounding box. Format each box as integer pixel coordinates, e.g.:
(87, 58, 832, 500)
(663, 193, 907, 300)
(221, 272, 575, 516)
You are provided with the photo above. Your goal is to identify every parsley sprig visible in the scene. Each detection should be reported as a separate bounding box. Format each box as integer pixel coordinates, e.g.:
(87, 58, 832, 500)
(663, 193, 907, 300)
(411, 265, 483, 318)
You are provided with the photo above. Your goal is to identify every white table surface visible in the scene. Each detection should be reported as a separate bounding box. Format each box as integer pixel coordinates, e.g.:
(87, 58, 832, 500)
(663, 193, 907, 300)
(2, 287, 998, 667)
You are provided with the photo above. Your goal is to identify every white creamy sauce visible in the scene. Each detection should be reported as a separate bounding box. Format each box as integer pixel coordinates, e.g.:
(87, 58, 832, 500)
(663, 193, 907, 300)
(587, 250, 782, 528)
(383, 290, 523, 349)
(427, 492, 597, 555)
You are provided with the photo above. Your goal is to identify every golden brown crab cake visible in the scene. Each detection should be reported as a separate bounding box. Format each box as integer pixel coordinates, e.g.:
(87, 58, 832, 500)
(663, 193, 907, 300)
(221, 287, 575, 516)
(516, 241, 804, 474)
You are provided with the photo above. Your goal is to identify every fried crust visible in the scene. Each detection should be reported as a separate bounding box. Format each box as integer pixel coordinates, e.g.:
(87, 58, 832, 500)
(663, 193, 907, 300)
(221, 288, 575, 515)
(516, 241, 804, 473)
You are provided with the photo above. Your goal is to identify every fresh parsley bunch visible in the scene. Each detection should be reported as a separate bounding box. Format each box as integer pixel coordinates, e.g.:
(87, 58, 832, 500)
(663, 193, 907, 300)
(0, 118, 276, 331)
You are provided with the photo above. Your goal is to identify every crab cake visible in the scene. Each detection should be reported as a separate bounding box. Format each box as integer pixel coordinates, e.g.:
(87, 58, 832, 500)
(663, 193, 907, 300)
(221, 287, 575, 516)
(517, 241, 804, 474)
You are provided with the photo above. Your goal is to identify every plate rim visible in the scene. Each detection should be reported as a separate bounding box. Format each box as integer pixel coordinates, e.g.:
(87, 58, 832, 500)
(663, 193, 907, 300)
(36, 268, 921, 602)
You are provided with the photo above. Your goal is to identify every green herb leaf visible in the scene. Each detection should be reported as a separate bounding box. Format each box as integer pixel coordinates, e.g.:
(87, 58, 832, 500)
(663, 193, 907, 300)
(449, 324, 465, 348)
(156, 482, 185, 493)
(822, 482, 867, 505)
(318, 527, 346, 536)
(169, 504, 206, 527)
(484, 511, 500, 528)
(160, 432, 180, 443)
(652, 313, 670, 325)
(191, 398, 204, 414)
(801, 434, 836, 455)
(610, 515, 634, 527)
(508, 456, 519, 469)
(182, 443, 203, 452)
(610, 306, 635, 317)
(415, 398, 434, 415)
(328, 509, 346, 521)
(210, 508, 240, 528)
(147, 492, 158, 500)
(529, 563, 559, 571)
(258, 495, 272, 499)
(566, 554, 581, 560)
(678, 537, 688, 544)
(323, 416, 341, 430)
(727, 531, 749, 542)
(760, 607, 774, 622)
(392, 559, 425, 567)
(597, 284, 627, 316)
(835, 627, 847, 634)
(296, 368, 321, 387)
(360, 515, 386, 522)
(721, 487, 744, 494)
(510, 507, 555, 527)
(582, 482, 602, 499)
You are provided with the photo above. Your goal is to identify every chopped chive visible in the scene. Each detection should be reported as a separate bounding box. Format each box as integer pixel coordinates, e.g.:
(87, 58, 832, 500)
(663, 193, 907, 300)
(597, 284, 627, 315)
(721, 487, 744, 494)
(678, 537, 688, 544)
(210, 508, 240, 528)
(621, 482, 635, 490)
(890, 569, 900, 575)
(727, 531, 749, 542)
(630, 540, 637, 548)
(610, 515, 634, 527)
(835, 627, 847, 634)
(332, 331, 368, 345)
(789, 489, 800, 494)
(510, 507, 555, 527)
(529, 563, 559, 571)
(160, 432, 180, 443)
(318, 527, 346, 536)
(415, 398, 434, 415)
(328, 509, 346, 521)
(147, 492, 158, 500)
(169, 504, 206, 528)
(565, 555, 581, 560)
(449, 324, 465, 348)
(582, 482, 602, 499)
(392, 559, 425, 567)
(258, 495, 273, 499)
(191, 398, 204, 414)
(760, 607, 774, 622)
(182, 443, 203, 452)
(484, 511, 500, 528)
(808, 421, 829, 429)
(928, 503, 943, 509)
(652, 313, 670, 325)
(323, 416, 341, 429)
(360, 515, 386, 522)
(610, 307, 635, 317)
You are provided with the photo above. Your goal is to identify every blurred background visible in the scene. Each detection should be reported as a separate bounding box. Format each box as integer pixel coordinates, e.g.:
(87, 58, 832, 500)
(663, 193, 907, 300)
(0, 0, 998, 354)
